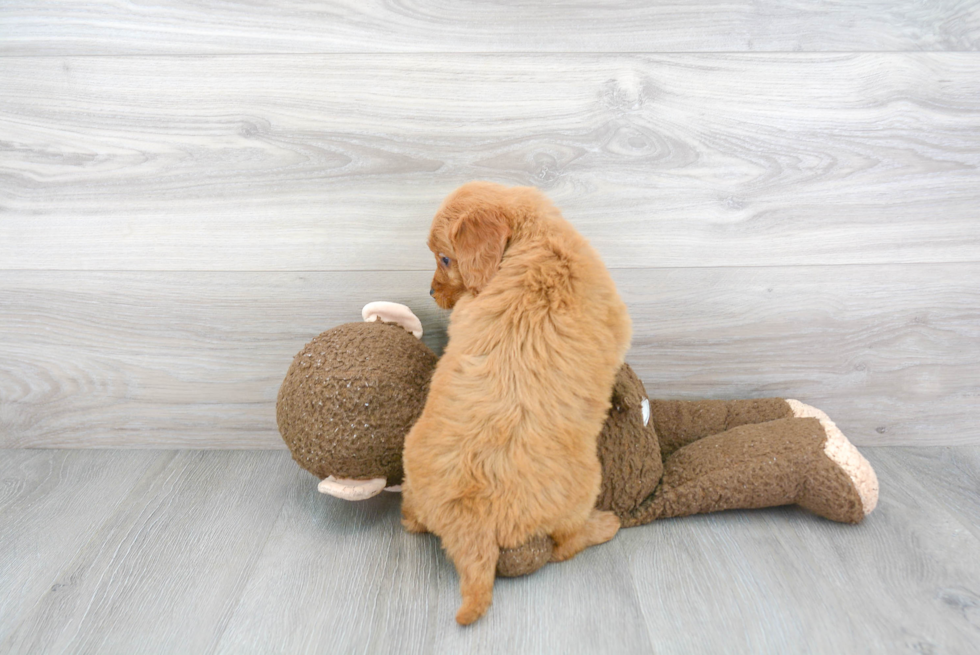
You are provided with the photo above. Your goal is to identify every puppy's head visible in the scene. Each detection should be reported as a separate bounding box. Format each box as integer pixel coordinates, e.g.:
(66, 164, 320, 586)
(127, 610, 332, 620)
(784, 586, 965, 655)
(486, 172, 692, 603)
(428, 182, 512, 309)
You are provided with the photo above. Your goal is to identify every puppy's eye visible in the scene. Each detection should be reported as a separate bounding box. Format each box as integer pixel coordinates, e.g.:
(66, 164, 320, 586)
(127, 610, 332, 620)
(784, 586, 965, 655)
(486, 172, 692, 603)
(440, 255, 451, 266)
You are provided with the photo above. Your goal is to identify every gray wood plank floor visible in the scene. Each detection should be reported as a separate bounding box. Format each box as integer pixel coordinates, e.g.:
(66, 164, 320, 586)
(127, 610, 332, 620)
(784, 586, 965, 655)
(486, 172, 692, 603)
(1, 447, 978, 654)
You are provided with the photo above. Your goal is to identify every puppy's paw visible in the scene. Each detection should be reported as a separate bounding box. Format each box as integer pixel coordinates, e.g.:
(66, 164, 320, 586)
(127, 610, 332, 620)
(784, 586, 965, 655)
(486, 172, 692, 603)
(550, 509, 621, 562)
(590, 509, 621, 545)
(401, 507, 428, 534)
(402, 518, 428, 534)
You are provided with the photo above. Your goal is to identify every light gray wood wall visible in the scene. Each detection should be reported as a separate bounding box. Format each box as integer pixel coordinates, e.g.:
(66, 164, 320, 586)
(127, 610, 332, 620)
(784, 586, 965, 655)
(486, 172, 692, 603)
(2, 1, 979, 53)
(2, 2, 978, 447)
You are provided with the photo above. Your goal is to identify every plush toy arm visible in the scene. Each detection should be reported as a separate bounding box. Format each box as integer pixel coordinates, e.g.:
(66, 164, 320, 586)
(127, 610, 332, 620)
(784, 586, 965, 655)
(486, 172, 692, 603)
(649, 398, 796, 459)
(622, 412, 879, 528)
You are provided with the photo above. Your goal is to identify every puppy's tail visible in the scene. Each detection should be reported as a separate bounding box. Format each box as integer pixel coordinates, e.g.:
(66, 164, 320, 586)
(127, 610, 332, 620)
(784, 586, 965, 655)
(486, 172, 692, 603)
(444, 529, 499, 625)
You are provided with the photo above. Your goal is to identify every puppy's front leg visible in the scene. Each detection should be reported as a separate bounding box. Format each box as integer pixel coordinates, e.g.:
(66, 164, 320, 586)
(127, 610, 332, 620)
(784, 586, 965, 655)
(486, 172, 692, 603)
(400, 486, 429, 534)
(401, 507, 428, 534)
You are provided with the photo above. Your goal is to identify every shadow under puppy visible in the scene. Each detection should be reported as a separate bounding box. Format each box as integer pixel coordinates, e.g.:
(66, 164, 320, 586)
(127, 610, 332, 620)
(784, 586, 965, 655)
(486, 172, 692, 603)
(401, 181, 632, 625)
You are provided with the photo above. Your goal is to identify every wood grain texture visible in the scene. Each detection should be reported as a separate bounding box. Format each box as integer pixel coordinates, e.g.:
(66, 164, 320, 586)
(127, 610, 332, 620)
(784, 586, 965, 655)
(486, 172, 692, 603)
(0, 270, 450, 448)
(2, 264, 976, 449)
(0, 450, 297, 655)
(1, 1, 978, 55)
(623, 447, 980, 654)
(3, 448, 980, 654)
(871, 447, 980, 544)
(623, 264, 980, 447)
(0, 450, 163, 644)
(210, 482, 443, 654)
(2, 54, 979, 271)
(213, 466, 653, 654)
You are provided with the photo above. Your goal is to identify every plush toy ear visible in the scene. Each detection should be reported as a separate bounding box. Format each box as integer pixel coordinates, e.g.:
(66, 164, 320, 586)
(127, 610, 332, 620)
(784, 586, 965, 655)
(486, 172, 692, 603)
(361, 301, 423, 338)
(450, 206, 511, 293)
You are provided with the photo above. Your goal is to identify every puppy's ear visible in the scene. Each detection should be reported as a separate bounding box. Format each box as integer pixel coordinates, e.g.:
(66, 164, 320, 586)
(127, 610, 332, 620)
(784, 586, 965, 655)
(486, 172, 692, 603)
(450, 207, 511, 293)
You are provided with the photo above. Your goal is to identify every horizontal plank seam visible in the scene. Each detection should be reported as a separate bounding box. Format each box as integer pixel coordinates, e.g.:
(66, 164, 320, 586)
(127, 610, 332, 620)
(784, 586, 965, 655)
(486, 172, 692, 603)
(2, 261, 979, 274)
(1, 446, 293, 452)
(2, 51, 980, 59)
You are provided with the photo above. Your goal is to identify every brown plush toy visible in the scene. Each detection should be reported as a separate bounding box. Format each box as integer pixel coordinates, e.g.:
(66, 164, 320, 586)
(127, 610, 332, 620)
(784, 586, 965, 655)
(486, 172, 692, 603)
(277, 303, 879, 577)
(277, 302, 436, 500)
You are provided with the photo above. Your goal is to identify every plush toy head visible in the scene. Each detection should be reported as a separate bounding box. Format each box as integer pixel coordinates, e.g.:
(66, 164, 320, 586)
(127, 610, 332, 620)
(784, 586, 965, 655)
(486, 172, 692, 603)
(276, 303, 437, 499)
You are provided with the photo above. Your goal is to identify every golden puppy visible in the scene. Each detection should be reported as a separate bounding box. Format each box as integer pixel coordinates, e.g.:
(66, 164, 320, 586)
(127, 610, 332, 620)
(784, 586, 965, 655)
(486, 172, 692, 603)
(401, 181, 631, 625)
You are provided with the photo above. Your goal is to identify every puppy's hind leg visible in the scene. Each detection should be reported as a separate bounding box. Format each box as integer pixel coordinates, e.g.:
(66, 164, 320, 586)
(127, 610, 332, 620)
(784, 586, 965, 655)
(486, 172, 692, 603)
(401, 505, 428, 534)
(442, 529, 500, 625)
(550, 509, 620, 563)
(400, 490, 428, 534)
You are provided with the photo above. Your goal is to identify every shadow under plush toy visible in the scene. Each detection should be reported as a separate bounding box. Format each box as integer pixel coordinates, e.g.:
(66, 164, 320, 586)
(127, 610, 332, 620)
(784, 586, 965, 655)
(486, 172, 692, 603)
(277, 302, 879, 577)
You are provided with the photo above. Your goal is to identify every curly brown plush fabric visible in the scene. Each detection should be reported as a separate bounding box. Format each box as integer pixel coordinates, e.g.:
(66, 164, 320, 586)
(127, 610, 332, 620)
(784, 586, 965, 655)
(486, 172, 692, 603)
(278, 325, 874, 580)
(594, 364, 663, 518)
(650, 398, 794, 459)
(497, 535, 555, 578)
(277, 321, 437, 484)
(621, 416, 865, 527)
(499, 379, 872, 574)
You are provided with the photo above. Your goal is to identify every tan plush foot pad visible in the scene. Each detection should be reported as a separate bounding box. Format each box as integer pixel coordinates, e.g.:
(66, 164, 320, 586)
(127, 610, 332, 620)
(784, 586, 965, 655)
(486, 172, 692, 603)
(786, 400, 879, 516)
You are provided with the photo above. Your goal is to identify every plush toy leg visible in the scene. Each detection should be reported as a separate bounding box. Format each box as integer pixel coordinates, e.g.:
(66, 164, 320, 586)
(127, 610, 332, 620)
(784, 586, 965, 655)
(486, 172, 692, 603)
(622, 414, 878, 527)
(497, 535, 554, 577)
(649, 398, 795, 459)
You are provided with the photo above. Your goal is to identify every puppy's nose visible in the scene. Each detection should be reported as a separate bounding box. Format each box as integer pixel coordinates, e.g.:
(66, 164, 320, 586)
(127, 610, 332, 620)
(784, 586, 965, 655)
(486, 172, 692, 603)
(430, 288, 435, 296)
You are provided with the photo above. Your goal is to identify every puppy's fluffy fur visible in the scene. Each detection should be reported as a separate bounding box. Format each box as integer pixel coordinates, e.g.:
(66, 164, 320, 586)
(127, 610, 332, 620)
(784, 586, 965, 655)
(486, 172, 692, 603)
(401, 182, 631, 624)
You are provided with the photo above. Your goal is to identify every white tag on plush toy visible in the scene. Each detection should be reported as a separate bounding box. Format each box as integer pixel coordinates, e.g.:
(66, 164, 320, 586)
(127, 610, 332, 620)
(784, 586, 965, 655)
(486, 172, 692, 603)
(641, 398, 651, 426)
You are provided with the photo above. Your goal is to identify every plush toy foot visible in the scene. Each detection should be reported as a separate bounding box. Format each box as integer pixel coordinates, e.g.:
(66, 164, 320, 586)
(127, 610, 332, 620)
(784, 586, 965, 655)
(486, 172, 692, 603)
(786, 400, 879, 517)
(550, 509, 621, 562)
(623, 412, 879, 527)
(496, 535, 554, 578)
